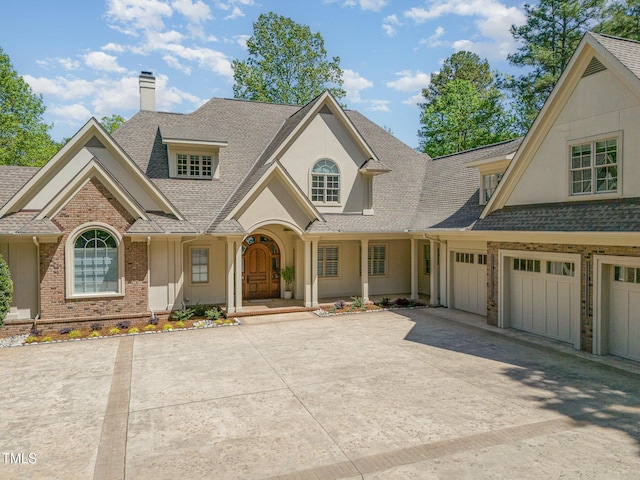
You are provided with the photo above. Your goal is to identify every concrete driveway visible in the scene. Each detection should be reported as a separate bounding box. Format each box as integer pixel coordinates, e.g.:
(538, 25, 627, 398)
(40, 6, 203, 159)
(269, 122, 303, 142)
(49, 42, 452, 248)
(1, 308, 640, 479)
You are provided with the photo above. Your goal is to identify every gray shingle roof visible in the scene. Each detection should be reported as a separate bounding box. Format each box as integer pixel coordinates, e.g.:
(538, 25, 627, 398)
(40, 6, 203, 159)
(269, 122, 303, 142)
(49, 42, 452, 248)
(474, 198, 640, 232)
(0, 166, 39, 209)
(590, 32, 640, 80)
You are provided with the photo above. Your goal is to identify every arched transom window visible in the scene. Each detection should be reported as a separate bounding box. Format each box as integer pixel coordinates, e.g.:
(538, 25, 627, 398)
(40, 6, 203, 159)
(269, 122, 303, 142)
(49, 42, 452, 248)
(311, 159, 340, 203)
(73, 229, 119, 294)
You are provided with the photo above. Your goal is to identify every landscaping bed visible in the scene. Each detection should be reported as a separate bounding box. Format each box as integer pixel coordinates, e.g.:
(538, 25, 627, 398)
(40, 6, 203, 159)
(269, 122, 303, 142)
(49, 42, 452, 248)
(316, 296, 427, 316)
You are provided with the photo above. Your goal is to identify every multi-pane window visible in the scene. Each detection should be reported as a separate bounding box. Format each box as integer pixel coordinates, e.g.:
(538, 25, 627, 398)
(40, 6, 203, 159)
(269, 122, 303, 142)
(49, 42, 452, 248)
(73, 229, 118, 294)
(455, 252, 475, 264)
(513, 258, 541, 272)
(478, 254, 488, 265)
(424, 244, 431, 274)
(570, 138, 618, 195)
(360, 244, 387, 276)
(311, 159, 340, 203)
(177, 154, 213, 178)
(547, 261, 575, 277)
(483, 173, 503, 203)
(614, 266, 640, 283)
(318, 245, 339, 277)
(191, 248, 209, 283)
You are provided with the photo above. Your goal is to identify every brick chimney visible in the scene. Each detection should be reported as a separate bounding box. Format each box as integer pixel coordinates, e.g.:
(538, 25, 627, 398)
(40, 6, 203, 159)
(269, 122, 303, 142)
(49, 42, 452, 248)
(139, 71, 156, 111)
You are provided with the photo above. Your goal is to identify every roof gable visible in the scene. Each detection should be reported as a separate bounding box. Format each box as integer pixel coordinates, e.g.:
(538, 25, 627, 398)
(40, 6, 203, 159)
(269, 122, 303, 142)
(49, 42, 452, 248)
(481, 32, 640, 218)
(0, 118, 183, 219)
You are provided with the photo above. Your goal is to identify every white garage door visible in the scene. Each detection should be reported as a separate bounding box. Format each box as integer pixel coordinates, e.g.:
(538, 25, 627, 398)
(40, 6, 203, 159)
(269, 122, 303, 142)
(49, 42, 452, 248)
(452, 252, 487, 315)
(509, 257, 578, 344)
(609, 266, 640, 362)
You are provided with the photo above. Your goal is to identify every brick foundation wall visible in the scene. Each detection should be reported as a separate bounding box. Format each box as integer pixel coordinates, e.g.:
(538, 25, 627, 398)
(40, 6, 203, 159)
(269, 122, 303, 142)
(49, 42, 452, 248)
(39, 177, 149, 320)
(487, 241, 640, 352)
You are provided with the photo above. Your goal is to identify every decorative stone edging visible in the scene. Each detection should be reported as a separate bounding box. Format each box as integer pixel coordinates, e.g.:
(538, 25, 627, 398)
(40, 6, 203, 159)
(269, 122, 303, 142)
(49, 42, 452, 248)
(314, 305, 428, 317)
(1, 318, 241, 348)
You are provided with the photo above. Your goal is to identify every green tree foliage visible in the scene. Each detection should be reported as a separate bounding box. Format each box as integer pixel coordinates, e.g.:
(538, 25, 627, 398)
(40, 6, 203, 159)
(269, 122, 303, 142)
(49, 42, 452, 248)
(419, 52, 516, 158)
(0, 253, 13, 326)
(0, 47, 60, 166)
(507, 0, 605, 129)
(100, 114, 125, 134)
(597, 1, 640, 41)
(232, 12, 345, 105)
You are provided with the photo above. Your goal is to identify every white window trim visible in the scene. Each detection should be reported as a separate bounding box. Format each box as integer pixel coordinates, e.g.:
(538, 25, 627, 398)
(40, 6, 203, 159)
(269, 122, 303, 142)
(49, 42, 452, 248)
(189, 246, 210, 285)
(65, 222, 125, 299)
(567, 131, 622, 200)
(481, 172, 503, 205)
(167, 145, 220, 179)
(317, 244, 340, 278)
(309, 158, 341, 206)
(423, 243, 431, 275)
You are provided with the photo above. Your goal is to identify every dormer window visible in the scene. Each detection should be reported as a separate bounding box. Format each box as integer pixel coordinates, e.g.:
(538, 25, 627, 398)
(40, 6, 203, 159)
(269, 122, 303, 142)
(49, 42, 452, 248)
(177, 154, 213, 178)
(311, 159, 340, 203)
(483, 173, 503, 203)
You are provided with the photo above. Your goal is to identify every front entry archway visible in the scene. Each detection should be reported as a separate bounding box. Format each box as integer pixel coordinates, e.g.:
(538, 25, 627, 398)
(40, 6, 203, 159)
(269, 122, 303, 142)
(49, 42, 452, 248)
(242, 234, 281, 300)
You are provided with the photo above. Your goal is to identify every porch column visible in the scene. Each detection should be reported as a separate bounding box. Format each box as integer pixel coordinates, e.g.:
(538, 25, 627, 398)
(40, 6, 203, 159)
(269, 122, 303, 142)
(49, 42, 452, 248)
(226, 238, 236, 313)
(361, 238, 369, 302)
(234, 238, 243, 313)
(304, 239, 312, 307)
(429, 239, 438, 305)
(411, 238, 419, 301)
(311, 238, 319, 307)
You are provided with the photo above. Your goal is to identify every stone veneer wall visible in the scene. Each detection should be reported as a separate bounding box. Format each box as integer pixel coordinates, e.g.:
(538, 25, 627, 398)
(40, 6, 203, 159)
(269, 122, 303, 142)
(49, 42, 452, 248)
(39, 177, 148, 320)
(487, 241, 640, 353)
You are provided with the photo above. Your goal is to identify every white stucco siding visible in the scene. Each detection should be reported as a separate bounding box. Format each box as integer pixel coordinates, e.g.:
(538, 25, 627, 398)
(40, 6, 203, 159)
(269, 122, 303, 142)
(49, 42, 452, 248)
(507, 69, 640, 206)
(236, 176, 314, 233)
(0, 240, 38, 320)
(279, 113, 367, 214)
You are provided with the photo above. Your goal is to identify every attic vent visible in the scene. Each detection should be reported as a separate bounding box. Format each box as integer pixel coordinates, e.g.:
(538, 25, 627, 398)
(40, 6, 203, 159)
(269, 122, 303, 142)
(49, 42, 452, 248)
(86, 135, 105, 148)
(319, 105, 333, 115)
(582, 57, 606, 77)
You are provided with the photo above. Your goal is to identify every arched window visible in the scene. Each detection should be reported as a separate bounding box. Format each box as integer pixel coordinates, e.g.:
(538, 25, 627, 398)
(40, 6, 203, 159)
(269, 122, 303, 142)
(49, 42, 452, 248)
(73, 229, 119, 294)
(311, 159, 340, 203)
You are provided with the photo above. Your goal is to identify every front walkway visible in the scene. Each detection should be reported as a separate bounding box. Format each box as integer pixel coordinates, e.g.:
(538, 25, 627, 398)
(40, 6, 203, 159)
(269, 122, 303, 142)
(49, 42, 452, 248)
(1, 307, 639, 479)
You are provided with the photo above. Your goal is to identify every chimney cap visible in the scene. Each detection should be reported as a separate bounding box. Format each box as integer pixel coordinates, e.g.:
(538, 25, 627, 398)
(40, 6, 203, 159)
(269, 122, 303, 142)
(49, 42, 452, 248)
(140, 71, 154, 77)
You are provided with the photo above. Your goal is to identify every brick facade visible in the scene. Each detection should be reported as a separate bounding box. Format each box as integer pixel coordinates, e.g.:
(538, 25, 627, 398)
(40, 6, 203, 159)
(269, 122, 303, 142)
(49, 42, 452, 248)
(39, 177, 149, 320)
(487, 241, 640, 352)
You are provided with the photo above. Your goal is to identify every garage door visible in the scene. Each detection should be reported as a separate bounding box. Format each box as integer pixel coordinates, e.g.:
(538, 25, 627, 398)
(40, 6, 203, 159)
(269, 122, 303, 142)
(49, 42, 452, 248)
(609, 266, 640, 362)
(452, 252, 487, 315)
(509, 257, 578, 344)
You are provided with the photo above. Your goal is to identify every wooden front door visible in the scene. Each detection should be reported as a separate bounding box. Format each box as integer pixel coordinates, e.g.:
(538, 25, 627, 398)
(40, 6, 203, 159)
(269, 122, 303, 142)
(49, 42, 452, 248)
(245, 243, 271, 299)
(242, 235, 281, 300)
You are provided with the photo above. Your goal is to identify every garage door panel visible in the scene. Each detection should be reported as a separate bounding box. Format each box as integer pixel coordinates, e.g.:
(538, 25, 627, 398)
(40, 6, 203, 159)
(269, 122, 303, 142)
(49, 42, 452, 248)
(629, 292, 640, 359)
(610, 288, 630, 358)
(452, 253, 487, 316)
(508, 257, 577, 345)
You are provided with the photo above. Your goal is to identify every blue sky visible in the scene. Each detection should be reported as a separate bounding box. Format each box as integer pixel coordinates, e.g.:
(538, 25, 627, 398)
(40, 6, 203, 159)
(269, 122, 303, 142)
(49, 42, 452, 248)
(1, 0, 528, 148)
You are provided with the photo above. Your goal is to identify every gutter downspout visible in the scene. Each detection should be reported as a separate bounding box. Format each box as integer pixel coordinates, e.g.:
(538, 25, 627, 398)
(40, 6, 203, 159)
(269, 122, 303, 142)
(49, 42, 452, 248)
(32, 236, 41, 328)
(146, 236, 154, 318)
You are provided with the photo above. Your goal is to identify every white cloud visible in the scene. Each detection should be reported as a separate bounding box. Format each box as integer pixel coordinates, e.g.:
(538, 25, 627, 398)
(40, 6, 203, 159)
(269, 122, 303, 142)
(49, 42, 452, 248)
(420, 26, 445, 47)
(102, 42, 126, 53)
(343, 69, 373, 104)
(382, 14, 401, 37)
(234, 34, 250, 49)
(224, 6, 244, 20)
(106, 0, 173, 33)
(386, 70, 430, 92)
(214, 0, 255, 18)
(325, 0, 387, 11)
(369, 99, 390, 112)
(83, 51, 127, 73)
(49, 104, 93, 123)
(403, 0, 526, 59)
(402, 93, 424, 107)
(171, 0, 210, 23)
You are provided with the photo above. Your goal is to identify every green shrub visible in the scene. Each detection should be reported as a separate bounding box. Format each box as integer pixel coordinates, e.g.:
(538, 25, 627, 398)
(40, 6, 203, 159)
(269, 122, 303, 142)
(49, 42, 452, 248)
(378, 296, 391, 307)
(175, 321, 185, 328)
(88, 331, 100, 338)
(163, 324, 173, 331)
(144, 324, 156, 331)
(25, 336, 38, 344)
(128, 327, 139, 334)
(351, 296, 364, 309)
(69, 330, 81, 339)
(192, 303, 207, 317)
(41, 336, 52, 342)
(171, 308, 194, 321)
(205, 308, 221, 320)
(0, 253, 13, 327)
(109, 327, 120, 335)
